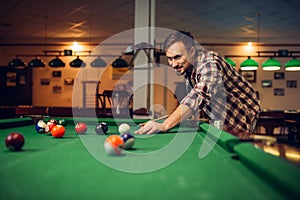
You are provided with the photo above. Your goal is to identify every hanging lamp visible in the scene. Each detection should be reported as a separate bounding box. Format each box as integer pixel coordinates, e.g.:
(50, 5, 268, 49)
(8, 57, 26, 68)
(48, 56, 65, 67)
(112, 56, 128, 68)
(225, 57, 236, 67)
(262, 57, 281, 71)
(91, 57, 107, 67)
(28, 57, 46, 68)
(70, 56, 86, 67)
(285, 58, 300, 71)
(240, 56, 258, 71)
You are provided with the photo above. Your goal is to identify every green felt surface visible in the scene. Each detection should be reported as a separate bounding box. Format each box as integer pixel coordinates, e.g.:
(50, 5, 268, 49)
(0, 118, 298, 200)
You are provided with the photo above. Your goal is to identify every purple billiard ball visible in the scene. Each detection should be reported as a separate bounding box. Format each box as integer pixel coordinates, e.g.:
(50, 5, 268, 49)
(95, 122, 108, 135)
(5, 132, 25, 151)
(120, 133, 135, 150)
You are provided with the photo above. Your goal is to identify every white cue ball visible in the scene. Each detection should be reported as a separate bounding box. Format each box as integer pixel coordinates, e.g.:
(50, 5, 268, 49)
(118, 123, 131, 134)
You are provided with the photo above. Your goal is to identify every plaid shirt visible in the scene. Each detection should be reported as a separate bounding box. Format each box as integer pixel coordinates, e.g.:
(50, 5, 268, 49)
(181, 50, 261, 132)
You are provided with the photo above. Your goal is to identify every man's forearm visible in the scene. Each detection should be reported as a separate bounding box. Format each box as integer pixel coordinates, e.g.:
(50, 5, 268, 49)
(161, 104, 194, 132)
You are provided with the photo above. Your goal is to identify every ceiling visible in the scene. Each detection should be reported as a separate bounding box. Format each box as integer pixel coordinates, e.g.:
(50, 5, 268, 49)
(0, 0, 300, 45)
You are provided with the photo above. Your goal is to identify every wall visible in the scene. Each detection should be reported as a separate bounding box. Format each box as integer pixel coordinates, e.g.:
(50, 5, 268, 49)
(0, 43, 300, 112)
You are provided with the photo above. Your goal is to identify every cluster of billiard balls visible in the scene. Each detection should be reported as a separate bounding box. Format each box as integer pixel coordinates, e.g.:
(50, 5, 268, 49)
(94, 122, 135, 155)
(5, 118, 68, 151)
(5, 119, 135, 156)
(69, 121, 136, 155)
(35, 118, 68, 138)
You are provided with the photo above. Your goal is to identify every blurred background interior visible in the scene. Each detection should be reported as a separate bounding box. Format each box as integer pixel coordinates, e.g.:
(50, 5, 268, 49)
(0, 0, 300, 142)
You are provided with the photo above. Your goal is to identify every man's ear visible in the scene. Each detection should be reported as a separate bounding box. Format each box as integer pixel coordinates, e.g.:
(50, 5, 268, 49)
(190, 46, 196, 57)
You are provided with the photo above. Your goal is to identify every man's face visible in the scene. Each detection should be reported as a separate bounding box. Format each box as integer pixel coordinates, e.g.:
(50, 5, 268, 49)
(165, 41, 195, 75)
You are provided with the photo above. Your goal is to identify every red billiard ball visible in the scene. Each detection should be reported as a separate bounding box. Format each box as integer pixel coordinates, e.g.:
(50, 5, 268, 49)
(48, 119, 58, 125)
(45, 123, 56, 134)
(5, 132, 25, 151)
(75, 122, 87, 134)
(51, 125, 66, 138)
(104, 135, 124, 155)
(95, 122, 108, 135)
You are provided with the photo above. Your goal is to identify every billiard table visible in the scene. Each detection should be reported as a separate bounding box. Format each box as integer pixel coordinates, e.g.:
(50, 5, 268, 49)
(0, 117, 300, 200)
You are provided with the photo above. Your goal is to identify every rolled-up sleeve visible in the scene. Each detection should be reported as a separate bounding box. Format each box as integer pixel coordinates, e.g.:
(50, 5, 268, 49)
(181, 58, 221, 113)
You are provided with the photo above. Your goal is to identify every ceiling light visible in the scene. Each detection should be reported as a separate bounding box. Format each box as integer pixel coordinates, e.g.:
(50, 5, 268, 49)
(225, 57, 236, 67)
(91, 57, 107, 67)
(70, 56, 86, 68)
(28, 57, 45, 68)
(240, 56, 258, 71)
(262, 57, 281, 71)
(112, 57, 128, 68)
(285, 58, 300, 71)
(8, 57, 26, 68)
(48, 56, 65, 67)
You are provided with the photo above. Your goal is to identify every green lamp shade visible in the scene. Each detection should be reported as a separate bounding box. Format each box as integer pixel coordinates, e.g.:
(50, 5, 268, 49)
(8, 57, 26, 67)
(285, 58, 300, 71)
(262, 58, 281, 71)
(28, 57, 45, 68)
(225, 57, 236, 67)
(48, 57, 65, 67)
(91, 57, 107, 67)
(240, 57, 258, 71)
(70, 56, 86, 68)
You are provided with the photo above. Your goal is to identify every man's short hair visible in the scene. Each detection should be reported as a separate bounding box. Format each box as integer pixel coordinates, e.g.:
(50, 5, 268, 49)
(163, 31, 195, 51)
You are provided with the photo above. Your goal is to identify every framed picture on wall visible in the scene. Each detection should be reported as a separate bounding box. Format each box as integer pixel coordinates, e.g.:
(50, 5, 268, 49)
(286, 80, 297, 88)
(64, 78, 74, 85)
(274, 88, 285, 96)
(52, 71, 62, 77)
(40, 78, 50, 85)
(261, 80, 272, 88)
(6, 72, 17, 87)
(53, 85, 62, 94)
(274, 72, 285, 80)
(19, 75, 26, 85)
(241, 70, 256, 83)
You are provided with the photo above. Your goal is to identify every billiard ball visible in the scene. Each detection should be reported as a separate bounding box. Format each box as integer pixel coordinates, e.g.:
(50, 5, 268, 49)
(5, 132, 25, 151)
(104, 135, 124, 155)
(58, 118, 68, 126)
(120, 133, 135, 150)
(118, 123, 130, 134)
(37, 119, 47, 128)
(51, 125, 65, 138)
(45, 123, 56, 134)
(95, 122, 108, 135)
(35, 119, 47, 133)
(75, 122, 87, 134)
(35, 124, 45, 133)
(48, 119, 58, 125)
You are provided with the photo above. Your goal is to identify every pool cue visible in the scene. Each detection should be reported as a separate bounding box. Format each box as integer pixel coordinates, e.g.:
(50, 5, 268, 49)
(139, 114, 170, 126)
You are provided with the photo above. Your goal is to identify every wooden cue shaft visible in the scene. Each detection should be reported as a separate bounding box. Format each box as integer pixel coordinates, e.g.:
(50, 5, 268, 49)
(139, 114, 170, 126)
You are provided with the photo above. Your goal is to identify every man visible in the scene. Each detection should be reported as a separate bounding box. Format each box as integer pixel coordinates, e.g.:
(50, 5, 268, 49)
(135, 31, 261, 135)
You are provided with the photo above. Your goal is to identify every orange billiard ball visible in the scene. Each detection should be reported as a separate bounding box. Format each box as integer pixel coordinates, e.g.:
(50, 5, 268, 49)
(104, 135, 124, 155)
(51, 125, 65, 138)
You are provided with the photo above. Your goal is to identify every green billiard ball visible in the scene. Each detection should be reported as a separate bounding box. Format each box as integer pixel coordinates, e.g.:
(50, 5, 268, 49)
(58, 119, 68, 126)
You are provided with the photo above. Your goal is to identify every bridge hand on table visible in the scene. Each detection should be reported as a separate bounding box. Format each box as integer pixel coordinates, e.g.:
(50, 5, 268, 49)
(135, 121, 163, 135)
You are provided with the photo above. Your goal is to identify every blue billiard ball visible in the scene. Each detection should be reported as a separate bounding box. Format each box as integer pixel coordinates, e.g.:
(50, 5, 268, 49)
(35, 124, 45, 133)
(35, 119, 47, 133)
(120, 133, 135, 150)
